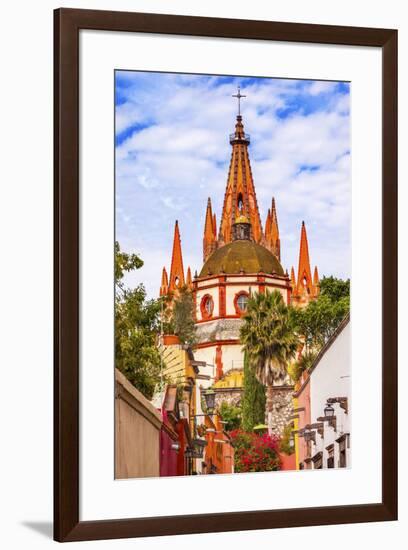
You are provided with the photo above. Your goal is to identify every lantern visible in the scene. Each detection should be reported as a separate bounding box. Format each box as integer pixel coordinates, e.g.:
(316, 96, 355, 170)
(202, 389, 216, 413)
(324, 402, 335, 418)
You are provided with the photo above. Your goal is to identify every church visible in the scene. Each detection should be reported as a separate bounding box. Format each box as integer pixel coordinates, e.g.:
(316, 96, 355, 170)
(159, 90, 320, 417)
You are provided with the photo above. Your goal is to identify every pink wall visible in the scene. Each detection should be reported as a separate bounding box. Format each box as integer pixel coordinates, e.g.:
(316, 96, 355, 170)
(160, 410, 178, 477)
(279, 452, 296, 471)
(296, 372, 311, 468)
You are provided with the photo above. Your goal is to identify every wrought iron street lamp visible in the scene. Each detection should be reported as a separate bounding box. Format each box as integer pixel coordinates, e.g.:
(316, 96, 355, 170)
(324, 402, 335, 418)
(202, 389, 216, 413)
(317, 403, 337, 431)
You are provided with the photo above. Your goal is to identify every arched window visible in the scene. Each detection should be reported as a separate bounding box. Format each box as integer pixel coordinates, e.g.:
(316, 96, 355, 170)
(237, 294, 248, 311)
(302, 275, 310, 294)
(234, 291, 249, 314)
(200, 295, 214, 319)
(237, 193, 243, 213)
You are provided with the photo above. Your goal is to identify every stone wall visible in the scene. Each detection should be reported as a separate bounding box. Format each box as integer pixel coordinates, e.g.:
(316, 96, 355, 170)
(214, 387, 242, 409)
(115, 369, 162, 479)
(268, 386, 294, 436)
(214, 384, 294, 437)
(195, 318, 242, 344)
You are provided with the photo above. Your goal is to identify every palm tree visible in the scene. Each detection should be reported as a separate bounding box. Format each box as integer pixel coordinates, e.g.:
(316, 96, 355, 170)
(240, 290, 300, 435)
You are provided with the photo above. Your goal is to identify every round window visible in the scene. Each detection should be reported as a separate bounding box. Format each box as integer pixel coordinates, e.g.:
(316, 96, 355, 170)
(201, 295, 214, 318)
(205, 298, 213, 314)
(236, 293, 248, 312)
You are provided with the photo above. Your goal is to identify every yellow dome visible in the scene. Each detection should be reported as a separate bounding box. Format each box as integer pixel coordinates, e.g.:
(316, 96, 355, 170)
(235, 214, 249, 224)
(199, 240, 284, 277)
(213, 368, 244, 389)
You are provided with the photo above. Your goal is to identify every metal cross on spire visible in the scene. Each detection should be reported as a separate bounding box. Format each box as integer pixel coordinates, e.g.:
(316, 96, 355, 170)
(232, 85, 246, 116)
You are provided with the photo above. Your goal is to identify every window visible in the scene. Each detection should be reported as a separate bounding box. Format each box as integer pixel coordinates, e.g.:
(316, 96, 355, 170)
(237, 294, 248, 311)
(326, 444, 334, 469)
(306, 440, 312, 459)
(312, 451, 323, 469)
(234, 291, 249, 314)
(200, 295, 214, 319)
(339, 439, 347, 468)
(237, 193, 243, 212)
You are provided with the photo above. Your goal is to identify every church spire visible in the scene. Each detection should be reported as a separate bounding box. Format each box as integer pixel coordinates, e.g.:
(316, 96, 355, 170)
(264, 208, 271, 242)
(294, 221, 315, 302)
(168, 220, 185, 292)
(203, 197, 217, 262)
(290, 266, 296, 290)
(265, 197, 281, 260)
(186, 266, 193, 289)
(313, 266, 320, 297)
(160, 267, 169, 296)
(218, 89, 263, 246)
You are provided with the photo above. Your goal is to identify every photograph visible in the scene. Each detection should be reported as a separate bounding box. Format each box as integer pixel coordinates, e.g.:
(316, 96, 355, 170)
(0, 1, 399, 546)
(114, 71, 351, 478)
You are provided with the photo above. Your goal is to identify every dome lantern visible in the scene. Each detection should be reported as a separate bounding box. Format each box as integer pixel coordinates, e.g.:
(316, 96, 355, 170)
(232, 214, 251, 241)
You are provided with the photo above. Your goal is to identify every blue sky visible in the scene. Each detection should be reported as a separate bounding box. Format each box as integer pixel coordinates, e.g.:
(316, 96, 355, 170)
(115, 72, 350, 299)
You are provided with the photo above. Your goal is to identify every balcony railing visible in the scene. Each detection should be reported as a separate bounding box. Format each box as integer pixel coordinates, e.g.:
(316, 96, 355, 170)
(229, 132, 250, 144)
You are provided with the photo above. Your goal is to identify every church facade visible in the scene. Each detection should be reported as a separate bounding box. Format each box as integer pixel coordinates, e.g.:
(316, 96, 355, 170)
(159, 105, 320, 423)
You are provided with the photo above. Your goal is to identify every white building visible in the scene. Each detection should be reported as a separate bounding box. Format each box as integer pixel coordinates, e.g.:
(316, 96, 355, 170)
(295, 315, 350, 470)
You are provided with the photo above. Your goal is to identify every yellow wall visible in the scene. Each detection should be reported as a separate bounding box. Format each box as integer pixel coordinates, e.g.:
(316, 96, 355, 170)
(162, 344, 197, 438)
(292, 396, 300, 470)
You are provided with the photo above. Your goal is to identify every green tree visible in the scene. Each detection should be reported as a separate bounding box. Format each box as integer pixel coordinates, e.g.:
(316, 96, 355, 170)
(242, 352, 266, 431)
(218, 401, 242, 431)
(293, 277, 350, 352)
(115, 241, 162, 399)
(319, 276, 350, 302)
(240, 290, 300, 434)
(114, 241, 143, 288)
(171, 287, 196, 346)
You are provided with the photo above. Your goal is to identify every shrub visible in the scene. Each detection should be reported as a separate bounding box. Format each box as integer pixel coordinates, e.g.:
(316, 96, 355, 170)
(218, 401, 242, 432)
(230, 429, 281, 473)
(279, 424, 295, 455)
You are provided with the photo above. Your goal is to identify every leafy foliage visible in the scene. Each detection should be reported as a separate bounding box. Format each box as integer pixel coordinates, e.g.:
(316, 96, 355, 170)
(230, 429, 281, 473)
(115, 241, 162, 399)
(287, 350, 317, 382)
(218, 401, 242, 432)
(114, 241, 143, 287)
(320, 276, 350, 303)
(279, 424, 295, 455)
(171, 287, 197, 346)
(242, 352, 266, 431)
(292, 277, 350, 353)
(240, 290, 300, 386)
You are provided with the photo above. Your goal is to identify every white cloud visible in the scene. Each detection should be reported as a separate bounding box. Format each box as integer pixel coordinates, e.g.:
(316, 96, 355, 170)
(307, 80, 339, 96)
(115, 73, 351, 298)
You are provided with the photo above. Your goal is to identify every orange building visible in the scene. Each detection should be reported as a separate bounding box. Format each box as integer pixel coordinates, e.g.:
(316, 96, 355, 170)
(202, 415, 234, 475)
(159, 88, 320, 435)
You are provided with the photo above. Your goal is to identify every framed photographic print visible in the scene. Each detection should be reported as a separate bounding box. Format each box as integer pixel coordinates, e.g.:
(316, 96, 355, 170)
(54, 8, 398, 542)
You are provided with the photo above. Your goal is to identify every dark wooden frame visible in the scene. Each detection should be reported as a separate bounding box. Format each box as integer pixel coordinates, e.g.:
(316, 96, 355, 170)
(54, 8, 398, 542)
